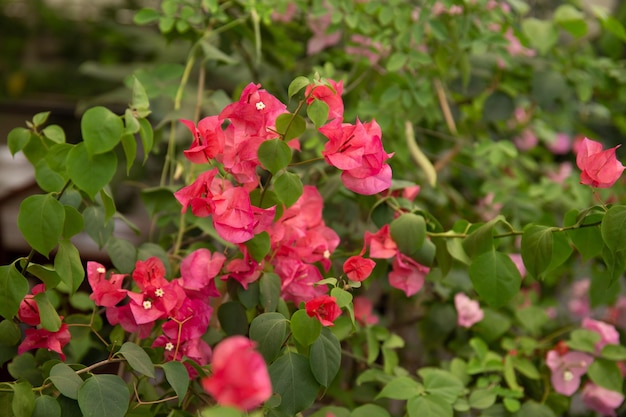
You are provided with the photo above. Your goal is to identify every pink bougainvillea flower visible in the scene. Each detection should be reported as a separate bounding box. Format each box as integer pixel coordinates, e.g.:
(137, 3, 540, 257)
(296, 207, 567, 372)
(18, 284, 45, 326)
(210, 187, 256, 244)
(202, 336, 272, 411)
(173, 168, 222, 217)
(365, 225, 398, 259)
(106, 303, 153, 339)
(162, 297, 212, 341)
(306, 7, 341, 55)
(305, 295, 342, 326)
(388, 253, 429, 297)
(223, 247, 263, 289)
(343, 255, 376, 282)
(219, 83, 286, 138)
(179, 248, 225, 298)
(581, 318, 620, 353)
(18, 323, 71, 360)
(575, 138, 625, 188)
(273, 256, 326, 304)
(454, 293, 484, 328)
(180, 116, 224, 164)
(86, 262, 127, 307)
(127, 279, 186, 325)
(582, 383, 624, 416)
(305, 79, 344, 121)
(546, 349, 593, 396)
(353, 296, 378, 326)
(342, 162, 392, 195)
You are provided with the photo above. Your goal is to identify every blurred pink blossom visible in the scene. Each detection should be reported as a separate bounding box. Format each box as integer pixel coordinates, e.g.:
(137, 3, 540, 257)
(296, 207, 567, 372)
(514, 129, 538, 151)
(547, 162, 573, 185)
(582, 383, 624, 416)
(546, 349, 593, 396)
(504, 28, 535, 57)
(582, 317, 620, 354)
(354, 297, 379, 326)
(307, 7, 341, 55)
(547, 132, 572, 154)
(568, 279, 590, 318)
(454, 293, 484, 328)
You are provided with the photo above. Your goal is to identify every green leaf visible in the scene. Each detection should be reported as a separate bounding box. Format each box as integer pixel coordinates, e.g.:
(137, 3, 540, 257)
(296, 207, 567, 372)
(330, 287, 352, 308)
(389, 213, 426, 258)
(249, 312, 289, 363)
(407, 395, 453, 417)
(120, 133, 137, 174)
(268, 351, 320, 415)
(462, 216, 503, 258)
(200, 406, 245, 417)
(469, 389, 497, 410)
(601, 205, 626, 253)
(12, 380, 35, 417)
(17, 194, 65, 257)
(483, 91, 514, 122)
(26, 263, 61, 289)
(514, 400, 556, 417)
(553, 5, 587, 37)
(521, 225, 553, 279)
(469, 250, 522, 308)
(601, 16, 626, 42)
(42, 125, 66, 144)
(217, 302, 248, 336)
(587, 358, 622, 392)
(521, 18, 558, 55)
(245, 232, 270, 262)
(512, 356, 540, 379)
(259, 273, 281, 313)
(288, 76, 310, 98)
(33, 111, 50, 127)
(49, 362, 83, 400)
(310, 327, 341, 387)
(83, 205, 114, 248)
(565, 210, 603, 260)
(307, 99, 329, 128)
(62, 205, 84, 239)
(351, 404, 391, 417)
(67, 144, 117, 199)
(418, 368, 465, 402)
(601, 344, 626, 361)
(161, 361, 189, 405)
(274, 171, 303, 208)
(134, 7, 160, 25)
(386, 52, 408, 72)
(0, 264, 30, 320)
(77, 374, 130, 417)
(106, 237, 138, 274)
(55, 239, 85, 293)
(566, 329, 600, 354)
(275, 113, 306, 141)
(258, 139, 292, 175)
(291, 309, 322, 346)
(81, 106, 124, 157)
(0, 320, 21, 346)
(32, 395, 61, 417)
(138, 118, 154, 163)
(8, 127, 31, 155)
(377, 376, 423, 400)
(117, 342, 155, 378)
(34, 292, 62, 332)
(131, 76, 150, 116)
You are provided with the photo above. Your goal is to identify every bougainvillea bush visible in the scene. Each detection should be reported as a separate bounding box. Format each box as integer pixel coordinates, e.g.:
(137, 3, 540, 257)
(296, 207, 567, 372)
(3, 1, 626, 417)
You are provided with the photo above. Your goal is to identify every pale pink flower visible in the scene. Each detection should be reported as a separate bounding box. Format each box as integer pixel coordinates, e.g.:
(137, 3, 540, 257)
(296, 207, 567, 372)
(388, 253, 428, 297)
(353, 296, 378, 326)
(454, 293, 484, 328)
(582, 318, 620, 353)
(365, 225, 397, 259)
(546, 350, 593, 396)
(513, 128, 538, 151)
(568, 279, 590, 318)
(547, 132, 572, 155)
(504, 28, 535, 57)
(547, 162, 573, 185)
(582, 383, 624, 416)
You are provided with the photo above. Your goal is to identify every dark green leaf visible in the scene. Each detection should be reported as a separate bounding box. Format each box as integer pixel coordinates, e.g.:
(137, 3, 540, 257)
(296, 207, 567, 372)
(83, 205, 114, 248)
(290, 309, 322, 346)
(249, 312, 289, 363)
(32, 395, 61, 417)
(390, 213, 426, 257)
(17, 194, 65, 257)
(418, 368, 465, 402)
(49, 363, 83, 400)
(601, 205, 626, 253)
(310, 328, 341, 386)
(521, 225, 553, 280)
(34, 292, 62, 332)
(0, 264, 29, 319)
(12, 380, 35, 417)
(514, 400, 556, 417)
(245, 232, 270, 262)
(106, 238, 138, 275)
(62, 206, 84, 239)
(0, 320, 20, 346)
(55, 239, 85, 293)
(217, 302, 248, 336)
(77, 374, 130, 417)
(469, 250, 522, 308)
(260, 273, 282, 313)
(120, 133, 137, 174)
(26, 263, 61, 289)
(161, 361, 189, 405)
(268, 352, 319, 415)
(117, 342, 155, 378)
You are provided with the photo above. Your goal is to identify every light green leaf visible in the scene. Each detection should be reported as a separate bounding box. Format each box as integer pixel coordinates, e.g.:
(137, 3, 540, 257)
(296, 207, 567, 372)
(42, 125, 66, 144)
(245, 232, 271, 262)
(521, 18, 558, 55)
(275, 113, 306, 141)
(12, 380, 35, 417)
(377, 376, 422, 400)
(67, 144, 117, 199)
(418, 368, 465, 402)
(521, 225, 553, 279)
(77, 374, 130, 417)
(587, 358, 622, 392)
(407, 395, 453, 417)
(55, 239, 85, 293)
(26, 263, 60, 289)
(17, 194, 65, 257)
(351, 404, 391, 417)
(62, 205, 84, 239)
(274, 171, 303, 208)
(307, 99, 329, 128)
(288, 76, 310, 98)
(290, 309, 321, 346)
(258, 139, 292, 175)
(34, 292, 61, 332)
(81, 106, 124, 157)
(601, 205, 626, 253)
(117, 342, 155, 378)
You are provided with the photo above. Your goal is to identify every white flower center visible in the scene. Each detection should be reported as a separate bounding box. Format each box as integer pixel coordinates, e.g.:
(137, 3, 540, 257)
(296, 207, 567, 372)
(323, 250, 331, 259)
(255, 101, 266, 110)
(97, 267, 106, 273)
(143, 300, 152, 309)
(155, 288, 164, 297)
(563, 370, 574, 382)
(165, 342, 174, 351)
